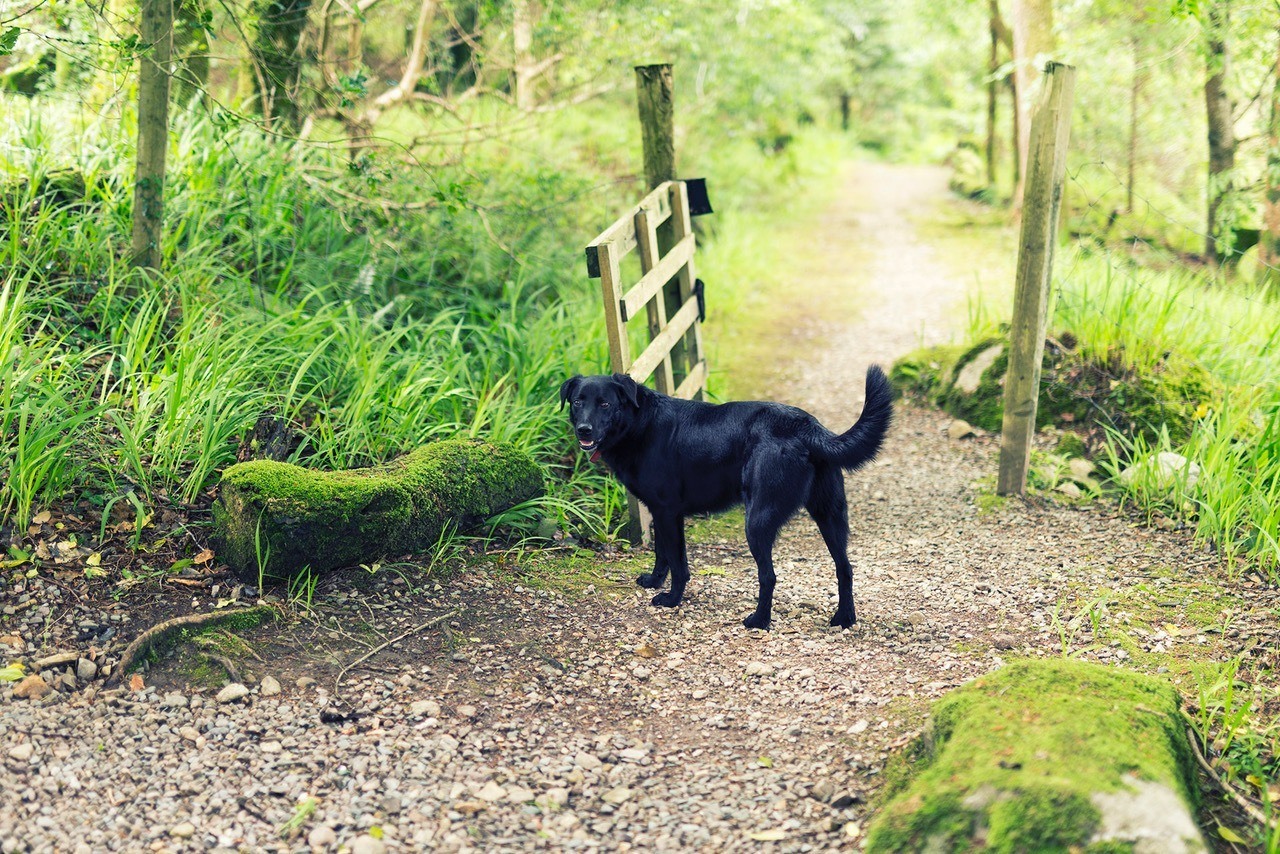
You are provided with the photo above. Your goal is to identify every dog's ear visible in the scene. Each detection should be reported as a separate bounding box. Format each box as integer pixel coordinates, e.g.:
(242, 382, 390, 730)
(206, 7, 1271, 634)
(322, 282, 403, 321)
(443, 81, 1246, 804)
(611, 372, 642, 409)
(559, 376, 582, 410)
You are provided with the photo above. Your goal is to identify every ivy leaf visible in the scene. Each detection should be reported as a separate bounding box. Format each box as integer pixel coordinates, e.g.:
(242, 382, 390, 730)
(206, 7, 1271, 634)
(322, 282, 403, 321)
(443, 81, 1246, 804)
(0, 27, 19, 57)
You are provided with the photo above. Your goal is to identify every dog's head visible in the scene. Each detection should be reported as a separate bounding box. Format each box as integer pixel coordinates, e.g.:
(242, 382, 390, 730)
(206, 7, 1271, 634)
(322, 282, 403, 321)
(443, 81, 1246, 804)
(559, 373, 642, 458)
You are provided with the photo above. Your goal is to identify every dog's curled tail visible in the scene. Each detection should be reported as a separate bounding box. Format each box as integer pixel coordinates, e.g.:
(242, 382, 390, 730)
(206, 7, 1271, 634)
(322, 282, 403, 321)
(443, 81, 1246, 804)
(810, 365, 894, 471)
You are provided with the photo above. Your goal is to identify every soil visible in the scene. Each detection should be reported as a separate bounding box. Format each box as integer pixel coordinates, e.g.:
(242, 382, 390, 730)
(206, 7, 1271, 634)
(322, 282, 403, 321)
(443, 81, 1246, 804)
(3, 163, 1276, 853)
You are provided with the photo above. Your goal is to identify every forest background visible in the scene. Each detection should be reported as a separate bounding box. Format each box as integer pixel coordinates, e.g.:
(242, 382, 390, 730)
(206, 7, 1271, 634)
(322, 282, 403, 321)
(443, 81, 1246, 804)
(4, 0, 1280, 843)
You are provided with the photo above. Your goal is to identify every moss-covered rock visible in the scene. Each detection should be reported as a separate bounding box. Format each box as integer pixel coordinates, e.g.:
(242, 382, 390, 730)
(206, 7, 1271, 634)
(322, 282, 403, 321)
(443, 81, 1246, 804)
(212, 439, 543, 583)
(889, 344, 967, 401)
(866, 659, 1205, 853)
(891, 335, 1214, 449)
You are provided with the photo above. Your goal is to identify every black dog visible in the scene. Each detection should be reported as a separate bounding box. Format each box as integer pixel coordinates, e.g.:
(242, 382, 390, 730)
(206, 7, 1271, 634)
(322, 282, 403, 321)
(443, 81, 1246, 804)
(559, 366, 892, 629)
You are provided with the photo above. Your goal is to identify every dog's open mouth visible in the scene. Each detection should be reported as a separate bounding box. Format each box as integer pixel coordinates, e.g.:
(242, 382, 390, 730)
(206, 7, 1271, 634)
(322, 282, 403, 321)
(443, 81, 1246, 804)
(578, 439, 601, 461)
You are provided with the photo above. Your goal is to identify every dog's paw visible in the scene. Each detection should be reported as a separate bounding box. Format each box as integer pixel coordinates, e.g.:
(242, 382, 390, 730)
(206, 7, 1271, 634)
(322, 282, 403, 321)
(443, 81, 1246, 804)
(828, 608, 857, 629)
(636, 572, 664, 589)
(650, 591, 683, 608)
(742, 613, 772, 631)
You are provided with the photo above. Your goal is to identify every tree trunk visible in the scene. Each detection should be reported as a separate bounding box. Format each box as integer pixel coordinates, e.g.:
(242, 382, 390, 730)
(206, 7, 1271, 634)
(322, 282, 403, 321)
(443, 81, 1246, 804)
(131, 0, 173, 272)
(1011, 0, 1054, 213)
(987, 0, 1000, 189)
(1260, 26, 1280, 281)
(245, 0, 313, 129)
(1204, 0, 1236, 263)
(212, 440, 543, 583)
(1127, 37, 1143, 213)
(839, 90, 851, 132)
(513, 0, 534, 109)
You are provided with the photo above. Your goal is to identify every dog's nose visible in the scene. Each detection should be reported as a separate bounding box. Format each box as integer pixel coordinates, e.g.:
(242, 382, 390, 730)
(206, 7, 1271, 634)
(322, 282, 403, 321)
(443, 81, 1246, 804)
(576, 424, 593, 438)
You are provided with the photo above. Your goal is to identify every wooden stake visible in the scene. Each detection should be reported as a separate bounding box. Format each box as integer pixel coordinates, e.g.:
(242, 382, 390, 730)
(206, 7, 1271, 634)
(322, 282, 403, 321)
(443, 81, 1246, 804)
(635, 64, 690, 386)
(997, 62, 1075, 496)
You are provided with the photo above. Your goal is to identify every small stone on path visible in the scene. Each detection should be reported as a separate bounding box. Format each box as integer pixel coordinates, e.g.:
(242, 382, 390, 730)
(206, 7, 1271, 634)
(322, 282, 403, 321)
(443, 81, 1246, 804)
(12, 674, 50, 700)
(7, 742, 34, 762)
(410, 699, 440, 717)
(169, 822, 195, 839)
(259, 675, 281, 696)
(476, 781, 507, 802)
(349, 835, 385, 854)
(307, 825, 337, 849)
(948, 419, 976, 440)
(216, 682, 250, 704)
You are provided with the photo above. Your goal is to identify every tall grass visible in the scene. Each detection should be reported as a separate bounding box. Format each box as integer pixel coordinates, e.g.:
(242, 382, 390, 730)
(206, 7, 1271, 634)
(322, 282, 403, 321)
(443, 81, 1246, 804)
(0, 91, 853, 545)
(970, 248, 1280, 577)
(0, 106, 618, 540)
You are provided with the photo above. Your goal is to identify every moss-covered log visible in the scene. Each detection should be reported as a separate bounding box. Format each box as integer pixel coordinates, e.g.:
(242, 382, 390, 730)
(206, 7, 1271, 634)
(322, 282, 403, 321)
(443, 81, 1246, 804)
(212, 440, 543, 583)
(866, 659, 1205, 853)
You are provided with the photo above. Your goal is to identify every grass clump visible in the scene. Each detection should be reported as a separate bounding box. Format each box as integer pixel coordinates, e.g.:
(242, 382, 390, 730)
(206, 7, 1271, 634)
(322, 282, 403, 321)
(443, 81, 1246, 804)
(866, 659, 1201, 853)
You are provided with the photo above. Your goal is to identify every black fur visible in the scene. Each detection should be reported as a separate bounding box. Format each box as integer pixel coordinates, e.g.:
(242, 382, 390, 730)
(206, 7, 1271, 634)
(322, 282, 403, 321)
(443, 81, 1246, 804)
(559, 366, 893, 629)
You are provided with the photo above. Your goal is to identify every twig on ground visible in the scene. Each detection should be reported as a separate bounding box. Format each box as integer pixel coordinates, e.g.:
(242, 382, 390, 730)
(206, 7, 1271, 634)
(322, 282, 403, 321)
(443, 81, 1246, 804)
(333, 608, 460, 690)
(1186, 727, 1274, 831)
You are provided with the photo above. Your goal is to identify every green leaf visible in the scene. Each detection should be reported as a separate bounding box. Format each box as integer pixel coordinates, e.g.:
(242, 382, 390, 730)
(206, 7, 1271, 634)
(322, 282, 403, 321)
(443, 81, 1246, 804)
(0, 27, 19, 56)
(1218, 825, 1246, 843)
(0, 662, 25, 682)
(756, 756, 774, 768)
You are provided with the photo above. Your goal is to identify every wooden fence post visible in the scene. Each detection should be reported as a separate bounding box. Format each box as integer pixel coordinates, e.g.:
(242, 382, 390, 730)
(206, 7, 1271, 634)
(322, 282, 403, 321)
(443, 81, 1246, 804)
(635, 64, 693, 389)
(997, 62, 1076, 496)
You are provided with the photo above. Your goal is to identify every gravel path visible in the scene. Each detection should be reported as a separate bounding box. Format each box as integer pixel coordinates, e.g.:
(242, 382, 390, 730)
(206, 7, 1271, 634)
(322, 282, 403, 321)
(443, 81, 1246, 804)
(1, 163, 1220, 853)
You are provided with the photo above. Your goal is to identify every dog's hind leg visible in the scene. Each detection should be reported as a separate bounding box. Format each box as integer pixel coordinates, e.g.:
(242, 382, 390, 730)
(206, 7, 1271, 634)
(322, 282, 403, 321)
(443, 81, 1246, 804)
(649, 512, 688, 608)
(806, 466, 856, 628)
(742, 447, 810, 630)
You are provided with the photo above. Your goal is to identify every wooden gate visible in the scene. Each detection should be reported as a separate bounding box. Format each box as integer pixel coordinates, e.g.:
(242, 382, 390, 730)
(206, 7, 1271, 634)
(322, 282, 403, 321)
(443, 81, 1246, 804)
(584, 178, 709, 541)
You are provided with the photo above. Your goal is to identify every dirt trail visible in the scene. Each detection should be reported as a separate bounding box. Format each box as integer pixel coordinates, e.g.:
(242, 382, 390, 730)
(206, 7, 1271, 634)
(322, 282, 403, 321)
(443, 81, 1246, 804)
(2, 164, 1215, 853)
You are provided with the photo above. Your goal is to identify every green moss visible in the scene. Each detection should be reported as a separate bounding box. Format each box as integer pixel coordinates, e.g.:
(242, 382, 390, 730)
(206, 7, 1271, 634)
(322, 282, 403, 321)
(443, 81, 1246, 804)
(901, 333, 1215, 446)
(865, 659, 1198, 853)
(889, 344, 967, 401)
(213, 439, 544, 582)
(687, 508, 746, 544)
(1057, 432, 1089, 458)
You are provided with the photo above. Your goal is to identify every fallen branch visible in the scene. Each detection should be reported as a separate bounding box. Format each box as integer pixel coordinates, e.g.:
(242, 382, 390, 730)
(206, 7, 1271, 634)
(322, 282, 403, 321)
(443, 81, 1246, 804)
(1186, 727, 1274, 831)
(334, 608, 460, 690)
(106, 606, 275, 687)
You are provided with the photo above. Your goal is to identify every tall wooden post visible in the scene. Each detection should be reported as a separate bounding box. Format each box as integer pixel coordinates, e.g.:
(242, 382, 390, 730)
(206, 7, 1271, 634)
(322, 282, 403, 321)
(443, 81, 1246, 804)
(131, 0, 174, 272)
(635, 64, 694, 390)
(997, 62, 1076, 496)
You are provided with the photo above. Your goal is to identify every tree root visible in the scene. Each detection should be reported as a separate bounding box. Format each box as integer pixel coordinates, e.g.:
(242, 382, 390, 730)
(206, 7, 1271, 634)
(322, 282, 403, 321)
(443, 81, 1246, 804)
(106, 606, 275, 687)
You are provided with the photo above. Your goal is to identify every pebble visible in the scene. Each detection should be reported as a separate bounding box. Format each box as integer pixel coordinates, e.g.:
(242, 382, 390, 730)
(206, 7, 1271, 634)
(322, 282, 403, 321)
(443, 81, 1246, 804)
(169, 822, 195, 839)
(160, 692, 189, 709)
(476, 781, 507, 802)
(574, 752, 603, 771)
(259, 675, 282, 696)
(7, 743, 34, 762)
(216, 683, 250, 704)
(307, 825, 337, 848)
(409, 699, 440, 717)
(348, 835, 385, 854)
(75, 658, 97, 682)
(744, 661, 775, 677)
(11, 674, 50, 700)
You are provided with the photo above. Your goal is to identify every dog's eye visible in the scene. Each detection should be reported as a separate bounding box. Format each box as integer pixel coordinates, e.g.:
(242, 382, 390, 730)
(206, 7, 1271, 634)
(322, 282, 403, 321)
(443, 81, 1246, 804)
(571, 399, 581, 408)
(600, 401, 610, 409)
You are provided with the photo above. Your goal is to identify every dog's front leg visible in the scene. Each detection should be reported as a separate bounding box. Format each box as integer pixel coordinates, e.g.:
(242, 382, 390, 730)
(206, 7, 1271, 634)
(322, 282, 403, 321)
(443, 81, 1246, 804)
(648, 513, 688, 608)
(636, 511, 670, 590)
